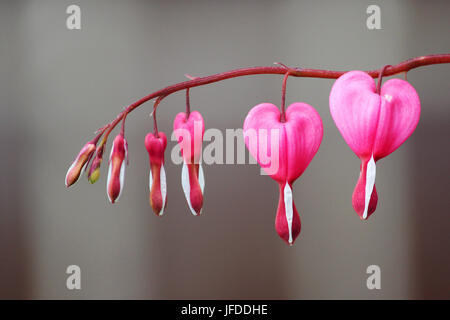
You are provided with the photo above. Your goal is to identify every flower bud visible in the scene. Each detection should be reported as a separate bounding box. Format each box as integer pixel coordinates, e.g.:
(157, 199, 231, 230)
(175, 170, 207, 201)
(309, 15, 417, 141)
(87, 143, 105, 184)
(145, 132, 167, 216)
(173, 111, 205, 216)
(65, 140, 96, 187)
(106, 134, 128, 203)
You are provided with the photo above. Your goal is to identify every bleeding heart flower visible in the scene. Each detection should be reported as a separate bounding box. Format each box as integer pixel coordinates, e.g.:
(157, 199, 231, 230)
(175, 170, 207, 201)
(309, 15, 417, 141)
(106, 133, 128, 203)
(65, 139, 97, 187)
(145, 131, 168, 216)
(329, 70, 420, 219)
(243, 103, 323, 244)
(173, 111, 205, 216)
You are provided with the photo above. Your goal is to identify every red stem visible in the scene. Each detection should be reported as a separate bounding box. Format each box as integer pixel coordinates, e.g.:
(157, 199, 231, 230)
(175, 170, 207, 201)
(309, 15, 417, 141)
(152, 96, 165, 136)
(280, 71, 292, 122)
(186, 88, 191, 118)
(98, 54, 450, 138)
(376, 65, 392, 94)
(120, 111, 128, 136)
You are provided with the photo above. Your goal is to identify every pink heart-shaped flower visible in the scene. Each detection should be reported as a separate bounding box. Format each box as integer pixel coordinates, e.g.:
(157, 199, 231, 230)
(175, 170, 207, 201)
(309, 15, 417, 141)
(329, 70, 420, 219)
(243, 102, 323, 244)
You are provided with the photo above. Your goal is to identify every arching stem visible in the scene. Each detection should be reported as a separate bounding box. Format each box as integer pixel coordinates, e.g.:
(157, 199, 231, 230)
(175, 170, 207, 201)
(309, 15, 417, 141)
(93, 54, 450, 140)
(186, 88, 191, 118)
(120, 111, 128, 136)
(152, 96, 165, 136)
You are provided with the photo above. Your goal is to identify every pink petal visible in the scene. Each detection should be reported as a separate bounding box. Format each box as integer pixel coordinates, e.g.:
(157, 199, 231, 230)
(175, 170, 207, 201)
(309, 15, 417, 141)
(329, 71, 380, 160)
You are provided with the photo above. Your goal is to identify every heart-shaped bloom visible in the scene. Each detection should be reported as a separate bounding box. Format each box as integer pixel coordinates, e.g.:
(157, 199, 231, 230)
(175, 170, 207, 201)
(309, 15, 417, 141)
(243, 103, 323, 244)
(329, 70, 420, 219)
(65, 140, 97, 187)
(145, 132, 168, 216)
(106, 133, 128, 203)
(173, 111, 205, 216)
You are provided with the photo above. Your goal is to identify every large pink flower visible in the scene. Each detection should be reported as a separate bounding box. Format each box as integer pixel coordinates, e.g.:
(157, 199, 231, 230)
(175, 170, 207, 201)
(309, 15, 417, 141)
(329, 71, 421, 219)
(243, 103, 323, 244)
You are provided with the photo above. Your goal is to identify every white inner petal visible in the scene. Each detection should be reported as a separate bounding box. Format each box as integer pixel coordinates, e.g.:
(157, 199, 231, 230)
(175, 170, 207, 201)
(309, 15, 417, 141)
(363, 155, 376, 220)
(284, 183, 294, 244)
(181, 161, 197, 216)
(106, 162, 113, 203)
(65, 156, 79, 186)
(159, 164, 167, 216)
(124, 139, 129, 164)
(198, 163, 205, 193)
(149, 168, 153, 191)
(116, 160, 126, 202)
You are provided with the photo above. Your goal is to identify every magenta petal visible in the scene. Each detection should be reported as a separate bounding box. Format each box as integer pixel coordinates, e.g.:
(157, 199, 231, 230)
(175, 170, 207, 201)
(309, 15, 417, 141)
(329, 71, 380, 160)
(243, 103, 323, 183)
(284, 103, 324, 183)
(374, 79, 421, 160)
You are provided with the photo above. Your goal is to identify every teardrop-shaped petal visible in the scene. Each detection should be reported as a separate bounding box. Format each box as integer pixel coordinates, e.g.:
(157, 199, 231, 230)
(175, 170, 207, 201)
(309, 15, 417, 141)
(181, 161, 204, 216)
(352, 156, 378, 219)
(275, 182, 301, 245)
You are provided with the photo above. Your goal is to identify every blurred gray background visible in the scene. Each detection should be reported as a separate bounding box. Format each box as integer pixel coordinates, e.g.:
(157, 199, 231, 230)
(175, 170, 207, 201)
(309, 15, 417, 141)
(0, 0, 449, 299)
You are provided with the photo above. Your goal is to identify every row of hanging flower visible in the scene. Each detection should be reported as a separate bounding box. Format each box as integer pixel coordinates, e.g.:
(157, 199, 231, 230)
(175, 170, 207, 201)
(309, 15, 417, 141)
(65, 69, 420, 245)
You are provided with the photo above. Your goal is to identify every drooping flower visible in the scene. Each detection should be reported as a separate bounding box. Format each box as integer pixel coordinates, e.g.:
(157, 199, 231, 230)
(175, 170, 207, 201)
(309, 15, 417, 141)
(173, 111, 205, 216)
(65, 139, 97, 187)
(243, 103, 323, 245)
(329, 70, 420, 219)
(106, 133, 128, 203)
(145, 131, 168, 216)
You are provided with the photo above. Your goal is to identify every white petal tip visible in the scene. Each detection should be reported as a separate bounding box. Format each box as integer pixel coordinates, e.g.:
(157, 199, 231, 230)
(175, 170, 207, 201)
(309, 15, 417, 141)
(363, 155, 376, 221)
(283, 183, 294, 245)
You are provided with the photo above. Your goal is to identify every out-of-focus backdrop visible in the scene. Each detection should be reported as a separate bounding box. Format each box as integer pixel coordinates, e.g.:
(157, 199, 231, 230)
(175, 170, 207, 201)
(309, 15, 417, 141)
(0, 0, 449, 299)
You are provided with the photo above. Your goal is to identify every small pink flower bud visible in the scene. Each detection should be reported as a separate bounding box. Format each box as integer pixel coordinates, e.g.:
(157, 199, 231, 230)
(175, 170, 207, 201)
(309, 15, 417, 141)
(145, 132, 167, 216)
(106, 134, 128, 203)
(65, 140, 96, 187)
(87, 143, 105, 184)
(173, 111, 205, 216)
